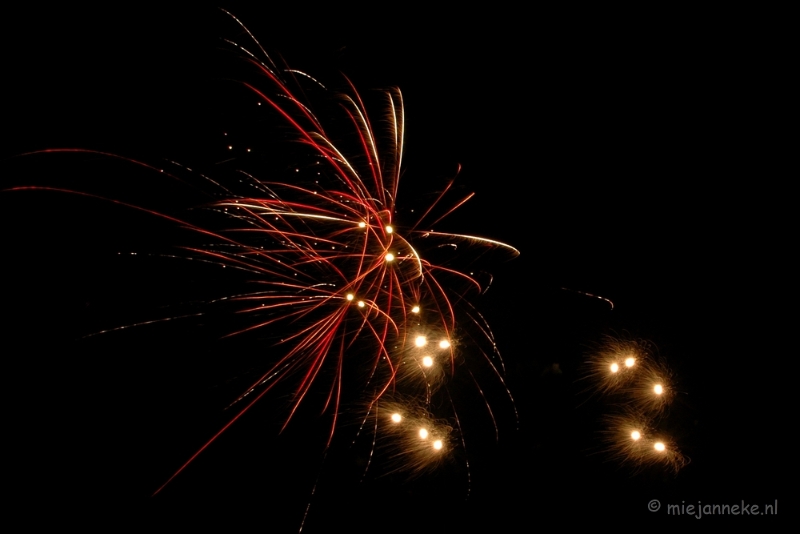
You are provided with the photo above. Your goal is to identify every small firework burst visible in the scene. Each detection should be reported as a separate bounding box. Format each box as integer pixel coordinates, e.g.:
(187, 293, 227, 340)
(602, 410, 687, 473)
(585, 335, 687, 472)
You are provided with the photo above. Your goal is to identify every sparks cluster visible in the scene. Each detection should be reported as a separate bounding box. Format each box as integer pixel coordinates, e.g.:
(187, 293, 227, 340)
(586, 337, 686, 472)
(376, 399, 454, 475)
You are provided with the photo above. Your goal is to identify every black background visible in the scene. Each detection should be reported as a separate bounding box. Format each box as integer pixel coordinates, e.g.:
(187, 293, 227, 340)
(3, 4, 789, 530)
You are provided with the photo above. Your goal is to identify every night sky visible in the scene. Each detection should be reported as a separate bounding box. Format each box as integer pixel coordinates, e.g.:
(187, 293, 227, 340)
(3, 5, 788, 530)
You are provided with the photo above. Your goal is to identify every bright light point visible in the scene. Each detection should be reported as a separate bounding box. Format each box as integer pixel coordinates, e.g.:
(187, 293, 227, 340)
(358, 221, 366, 228)
(433, 440, 443, 450)
(385, 253, 395, 262)
(654, 442, 666, 452)
(631, 431, 641, 440)
(357, 301, 365, 308)
(391, 413, 402, 423)
(422, 356, 434, 367)
(419, 428, 428, 439)
(625, 357, 635, 367)
(439, 339, 450, 349)
(415, 336, 427, 347)
(610, 363, 619, 373)
(386, 225, 393, 234)
(654, 384, 664, 395)
(411, 305, 420, 314)
(346, 293, 354, 301)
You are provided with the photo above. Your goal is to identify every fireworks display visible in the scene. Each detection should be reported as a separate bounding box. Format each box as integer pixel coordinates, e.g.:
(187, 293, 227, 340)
(4, 5, 787, 530)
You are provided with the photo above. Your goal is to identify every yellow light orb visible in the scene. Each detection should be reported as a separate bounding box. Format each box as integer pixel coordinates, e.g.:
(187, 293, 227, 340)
(625, 357, 635, 367)
(385, 253, 395, 262)
(654, 384, 664, 395)
(358, 221, 366, 228)
(391, 413, 402, 423)
(439, 339, 450, 349)
(385, 225, 393, 234)
(411, 305, 420, 314)
(346, 293, 354, 301)
(631, 431, 641, 440)
(610, 363, 620, 373)
(419, 428, 429, 439)
(415, 336, 427, 347)
(654, 442, 666, 452)
(433, 440, 443, 450)
(357, 300, 365, 308)
(422, 356, 434, 367)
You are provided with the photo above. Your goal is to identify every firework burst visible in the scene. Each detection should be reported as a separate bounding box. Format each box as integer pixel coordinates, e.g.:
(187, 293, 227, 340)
(9, 11, 519, 500)
(584, 335, 687, 472)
